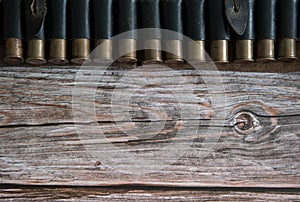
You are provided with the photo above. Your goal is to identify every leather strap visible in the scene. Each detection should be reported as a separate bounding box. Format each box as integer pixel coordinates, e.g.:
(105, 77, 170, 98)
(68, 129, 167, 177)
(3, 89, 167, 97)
(277, 0, 298, 39)
(117, 0, 137, 39)
(138, 0, 161, 39)
(46, 0, 68, 39)
(255, 0, 277, 40)
(235, 0, 255, 40)
(93, 0, 114, 39)
(24, 0, 47, 40)
(225, 0, 248, 36)
(184, 0, 206, 41)
(207, 0, 231, 40)
(71, 0, 90, 39)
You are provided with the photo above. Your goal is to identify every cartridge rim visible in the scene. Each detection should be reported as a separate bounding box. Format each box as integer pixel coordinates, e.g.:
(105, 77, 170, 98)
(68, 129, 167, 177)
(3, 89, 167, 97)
(93, 58, 114, 65)
(4, 55, 24, 65)
(71, 57, 92, 64)
(117, 55, 137, 64)
(277, 56, 297, 62)
(235, 59, 255, 63)
(26, 56, 47, 65)
(26, 58, 47, 65)
(143, 57, 163, 65)
(48, 58, 69, 65)
(164, 58, 185, 64)
(4, 38, 24, 65)
(256, 58, 276, 63)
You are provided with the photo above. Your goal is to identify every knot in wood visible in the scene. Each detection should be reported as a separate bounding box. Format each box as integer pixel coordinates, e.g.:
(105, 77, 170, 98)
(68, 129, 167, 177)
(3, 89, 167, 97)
(233, 111, 260, 134)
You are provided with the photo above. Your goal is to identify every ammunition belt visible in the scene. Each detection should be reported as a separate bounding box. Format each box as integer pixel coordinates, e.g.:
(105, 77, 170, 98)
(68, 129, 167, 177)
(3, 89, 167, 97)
(0, 0, 299, 65)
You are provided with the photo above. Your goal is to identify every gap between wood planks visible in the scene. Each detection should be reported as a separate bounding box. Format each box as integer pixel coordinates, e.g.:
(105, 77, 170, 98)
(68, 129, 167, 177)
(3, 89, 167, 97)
(1, 183, 300, 192)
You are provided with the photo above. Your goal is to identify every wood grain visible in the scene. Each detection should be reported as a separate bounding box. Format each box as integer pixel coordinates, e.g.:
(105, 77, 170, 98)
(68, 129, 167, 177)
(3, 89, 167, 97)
(0, 65, 299, 190)
(1, 186, 300, 201)
(0, 65, 299, 126)
(0, 122, 299, 187)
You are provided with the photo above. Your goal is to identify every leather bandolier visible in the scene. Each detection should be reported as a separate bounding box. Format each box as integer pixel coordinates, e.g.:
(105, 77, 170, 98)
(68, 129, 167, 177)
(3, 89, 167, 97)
(0, 0, 299, 65)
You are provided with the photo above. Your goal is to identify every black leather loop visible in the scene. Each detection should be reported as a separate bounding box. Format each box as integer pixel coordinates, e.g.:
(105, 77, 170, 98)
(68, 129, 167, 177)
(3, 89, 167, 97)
(24, 0, 46, 40)
(255, 0, 277, 40)
(117, 0, 137, 39)
(71, 0, 90, 39)
(207, 0, 231, 41)
(46, 0, 68, 39)
(24, 0, 47, 40)
(235, 0, 255, 40)
(277, 0, 298, 39)
(138, 0, 161, 39)
(225, 0, 248, 36)
(183, 0, 205, 41)
(93, 0, 114, 39)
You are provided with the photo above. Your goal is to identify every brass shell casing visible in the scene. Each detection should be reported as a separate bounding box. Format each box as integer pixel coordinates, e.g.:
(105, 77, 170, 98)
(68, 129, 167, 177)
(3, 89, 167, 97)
(4, 38, 24, 65)
(49, 39, 68, 64)
(235, 40, 254, 63)
(26, 39, 47, 65)
(165, 40, 184, 64)
(210, 40, 229, 64)
(143, 39, 162, 64)
(71, 38, 91, 64)
(278, 38, 297, 61)
(93, 39, 113, 64)
(188, 40, 206, 63)
(256, 39, 275, 62)
(117, 38, 137, 63)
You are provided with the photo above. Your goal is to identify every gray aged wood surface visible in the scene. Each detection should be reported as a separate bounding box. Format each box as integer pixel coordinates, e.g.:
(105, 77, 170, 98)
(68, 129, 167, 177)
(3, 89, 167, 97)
(0, 62, 299, 200)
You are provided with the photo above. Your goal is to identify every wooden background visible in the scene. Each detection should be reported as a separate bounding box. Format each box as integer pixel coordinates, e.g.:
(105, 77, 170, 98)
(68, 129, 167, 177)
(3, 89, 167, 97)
(0, 57, 299, 200)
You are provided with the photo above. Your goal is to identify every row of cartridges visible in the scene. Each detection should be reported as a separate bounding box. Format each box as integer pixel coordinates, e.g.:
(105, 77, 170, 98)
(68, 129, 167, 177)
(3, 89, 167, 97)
(0, 0, 299, 65)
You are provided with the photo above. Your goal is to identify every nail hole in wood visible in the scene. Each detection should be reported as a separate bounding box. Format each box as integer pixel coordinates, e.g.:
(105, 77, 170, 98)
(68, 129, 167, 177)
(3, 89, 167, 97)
(95, 161, 101, 166)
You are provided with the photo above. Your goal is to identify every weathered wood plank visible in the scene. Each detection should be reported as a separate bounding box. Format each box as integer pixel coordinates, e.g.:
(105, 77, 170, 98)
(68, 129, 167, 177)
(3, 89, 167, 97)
(0, 121, 299, 187)
(0, 65, 299, 127)
(0, 65, 299, 188)
(1, 186, 300, 201)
